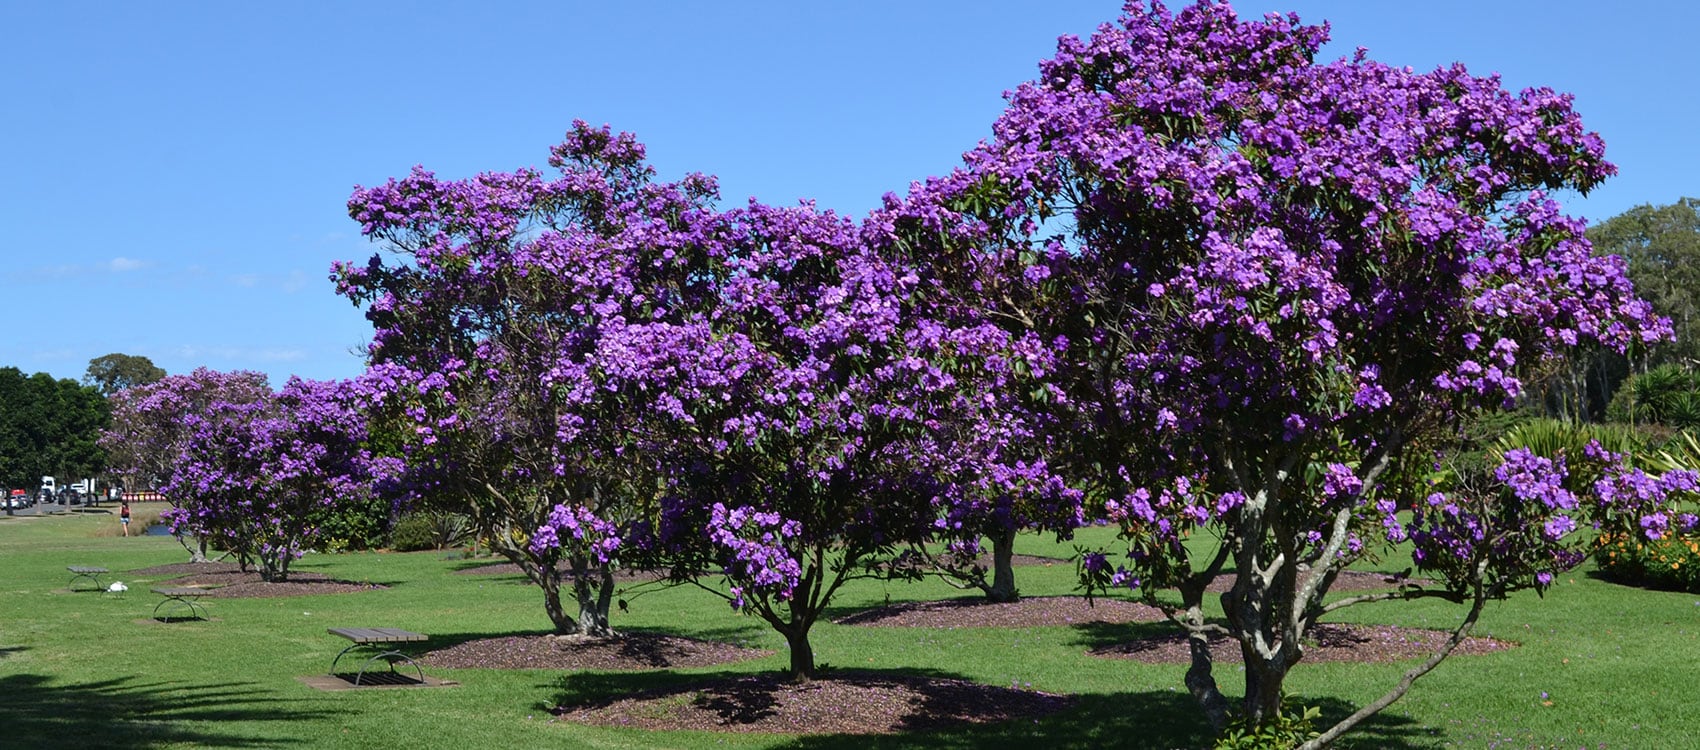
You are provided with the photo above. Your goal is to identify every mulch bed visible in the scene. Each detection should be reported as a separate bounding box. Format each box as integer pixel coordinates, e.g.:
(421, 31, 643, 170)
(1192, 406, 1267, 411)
(451, 561, 673, 583)
(1091, 622, 1514, 664)
(1193, 569, 1433, 594)
(835, 595, 1165, 628)
(124, 563, 388, 598)
(555, 672, 1073, 735)
(128, 561, 244, 576)
(423, 632, 771, 671)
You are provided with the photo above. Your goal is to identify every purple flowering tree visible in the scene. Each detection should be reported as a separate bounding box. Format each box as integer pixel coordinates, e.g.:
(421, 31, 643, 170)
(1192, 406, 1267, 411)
(159, 376, 389, 582)
(103, 370, 390, 580)
(102, 368, 273, 563)
(642, 200, 963, 681)
(884, 1, 1674, 742)
(339, 123, 735, 636)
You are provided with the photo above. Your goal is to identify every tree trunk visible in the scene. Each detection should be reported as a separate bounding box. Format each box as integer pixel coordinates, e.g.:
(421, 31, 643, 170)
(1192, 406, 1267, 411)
(985, 527, 1019, 603)
(179, 533, 209, 563)
(783, 625, 815, 681)
(1178, 579, 1231, 729)
(571, 563, 617, 637)
(1241, 657, 1289, 725)
(540, 571, 582, 635)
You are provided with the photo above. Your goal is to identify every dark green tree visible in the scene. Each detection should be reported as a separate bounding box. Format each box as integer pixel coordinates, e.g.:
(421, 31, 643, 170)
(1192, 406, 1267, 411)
(1524, 199, 1700, 422)
(1589, 198, 1700, 367)
(83, 353, 167, 397)
(0, 367, 110, 490)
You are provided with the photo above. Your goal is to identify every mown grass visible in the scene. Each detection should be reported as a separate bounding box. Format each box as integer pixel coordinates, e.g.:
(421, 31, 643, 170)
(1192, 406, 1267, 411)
(1, 513, 1694, 749)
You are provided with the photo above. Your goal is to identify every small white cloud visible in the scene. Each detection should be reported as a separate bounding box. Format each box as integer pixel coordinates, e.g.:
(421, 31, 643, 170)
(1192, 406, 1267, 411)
(172, 345, 307, 364)
(231, 274, 260, 288)
(281, 270, 310, 293)
(105, 257, 149, 272)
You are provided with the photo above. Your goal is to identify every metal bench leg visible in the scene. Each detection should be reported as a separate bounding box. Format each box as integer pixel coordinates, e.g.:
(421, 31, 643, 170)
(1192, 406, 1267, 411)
(69, 572, 104, 591)
(353, 650, 425, 686)
(330, 643, 364, 677)
(153, 596, 205, 622)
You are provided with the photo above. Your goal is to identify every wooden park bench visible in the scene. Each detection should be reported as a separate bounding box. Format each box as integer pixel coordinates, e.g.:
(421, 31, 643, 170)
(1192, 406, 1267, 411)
(327, 628, 430, 686)
(150, 587, 211, 621)
(67, 565, 109, 591)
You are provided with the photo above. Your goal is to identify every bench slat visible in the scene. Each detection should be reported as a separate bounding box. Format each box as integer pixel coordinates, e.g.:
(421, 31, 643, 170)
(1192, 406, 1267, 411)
(328, 627, 427, 643)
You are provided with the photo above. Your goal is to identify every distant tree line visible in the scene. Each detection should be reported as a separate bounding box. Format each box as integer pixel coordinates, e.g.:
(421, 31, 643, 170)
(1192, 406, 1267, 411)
(0, 368, 108, 490)
(0, 353, 166, 491)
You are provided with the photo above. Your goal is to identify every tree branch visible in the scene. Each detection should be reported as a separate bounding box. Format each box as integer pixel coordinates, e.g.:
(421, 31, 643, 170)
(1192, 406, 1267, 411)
(1300, 559, 1490, 750)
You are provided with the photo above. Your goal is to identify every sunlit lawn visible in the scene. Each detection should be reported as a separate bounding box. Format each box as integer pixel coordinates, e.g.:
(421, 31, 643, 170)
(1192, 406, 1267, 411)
(2, 511, 1694, 749)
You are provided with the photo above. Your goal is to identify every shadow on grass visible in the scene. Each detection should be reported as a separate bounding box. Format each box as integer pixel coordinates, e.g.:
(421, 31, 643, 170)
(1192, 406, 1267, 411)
(817, 595, 992, 623)
(1582, 567, 1698, 594)
(0, 673, 337, 748)
(421, 621, 770, 653)
(1065, 619, 1189, 651)
(778, 691, 1436, 750)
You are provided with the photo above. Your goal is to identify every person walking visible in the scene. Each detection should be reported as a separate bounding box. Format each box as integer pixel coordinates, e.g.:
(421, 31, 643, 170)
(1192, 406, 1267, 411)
(120, 501, 131, 537)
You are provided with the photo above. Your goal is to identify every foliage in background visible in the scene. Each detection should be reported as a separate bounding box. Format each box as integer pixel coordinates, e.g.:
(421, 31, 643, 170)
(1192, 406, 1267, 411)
(0, 366, 109, 491)
(82, 353, 166, 398)
(1489, 418, 1649, 466)
(1589, 198, 1700, 368)
(1605, 364, 1700, 428)
(390, 511, 472, 552)
(102, 368, 272, 562)
(102, 369, 396, 580)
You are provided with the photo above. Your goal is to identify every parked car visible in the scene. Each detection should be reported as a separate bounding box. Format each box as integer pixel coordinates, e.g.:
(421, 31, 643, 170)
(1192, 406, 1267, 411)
(6, 489, 28, 509)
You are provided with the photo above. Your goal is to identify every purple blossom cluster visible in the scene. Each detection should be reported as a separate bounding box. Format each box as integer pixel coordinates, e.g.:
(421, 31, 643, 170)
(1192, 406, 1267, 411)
(1411, 443, 1699, 595)
(529, 503, 622, 565)
(702, 504, 804, 610)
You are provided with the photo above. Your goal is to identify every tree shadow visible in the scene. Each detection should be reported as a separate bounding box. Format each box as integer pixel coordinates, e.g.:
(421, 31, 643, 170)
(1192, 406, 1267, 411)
(778, 690, 1437, 750)
(0, 673, 339, 748)
(1065, 619, 1189, 651)
(420, 621, 769, 653)
(1582, 567, 1697, 593)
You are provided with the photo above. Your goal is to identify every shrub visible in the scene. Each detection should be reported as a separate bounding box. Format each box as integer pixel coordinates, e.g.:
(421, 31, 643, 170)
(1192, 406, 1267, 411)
(1606, 365, 1700, 427)
(389, 512, 470, 552)
(1214, 698, 1321, 750)
(1595, 534, 1700, 593)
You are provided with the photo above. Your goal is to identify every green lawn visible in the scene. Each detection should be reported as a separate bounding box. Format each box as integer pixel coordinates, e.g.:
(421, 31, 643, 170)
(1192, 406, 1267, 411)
(2, 513, 1694, 749)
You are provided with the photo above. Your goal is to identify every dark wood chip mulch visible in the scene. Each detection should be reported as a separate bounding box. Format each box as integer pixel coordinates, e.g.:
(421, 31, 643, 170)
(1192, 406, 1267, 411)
(1194, 569, 1434, 594)
(555, 672, 1074, 735)
(1091, 622, 1514, 664)
(128, 561, 244, 576)
(835, 595, 1166, 628)
(422, 632, 771, 671)
(450, 561, 673, 583)
(156, 570, 387, 598)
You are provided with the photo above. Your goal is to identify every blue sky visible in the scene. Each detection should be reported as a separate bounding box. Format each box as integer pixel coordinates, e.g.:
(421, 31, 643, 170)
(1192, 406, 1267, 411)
(4, 1, 1695, 386)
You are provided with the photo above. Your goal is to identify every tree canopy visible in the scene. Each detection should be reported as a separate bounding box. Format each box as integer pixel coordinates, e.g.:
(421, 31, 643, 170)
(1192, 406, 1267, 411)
(1588, 198, 1700, 366)
(878, 2, 1674, 743)
(83, 353, 167, 397)
(0, 367, 108, 490)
